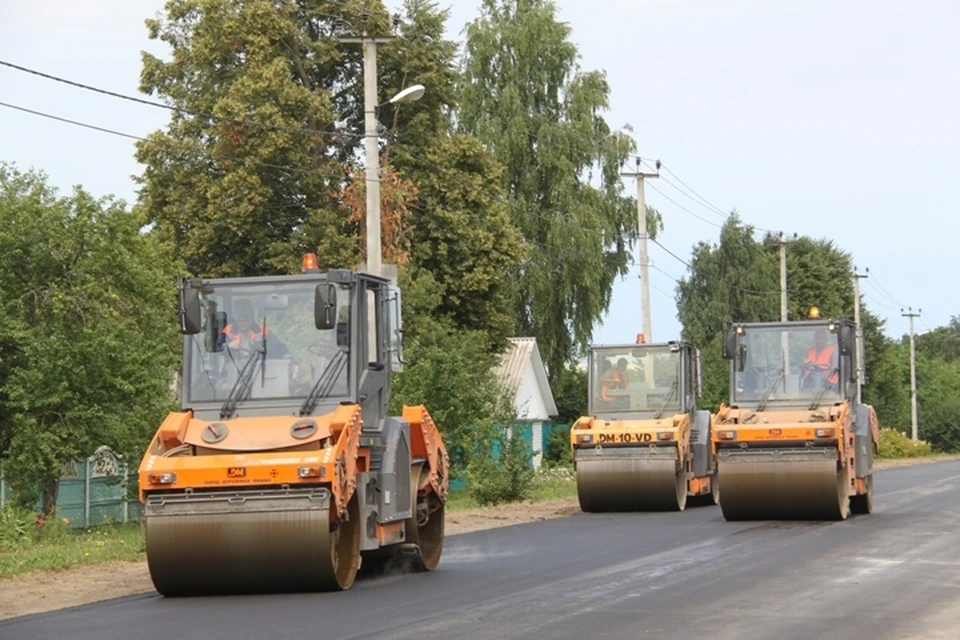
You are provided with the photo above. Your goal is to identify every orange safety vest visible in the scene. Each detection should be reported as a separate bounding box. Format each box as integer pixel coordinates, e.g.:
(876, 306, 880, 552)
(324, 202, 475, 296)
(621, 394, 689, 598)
(601, 370, 627, 401)
(222, 323, 268, 348)
(804, 345, 838, 384)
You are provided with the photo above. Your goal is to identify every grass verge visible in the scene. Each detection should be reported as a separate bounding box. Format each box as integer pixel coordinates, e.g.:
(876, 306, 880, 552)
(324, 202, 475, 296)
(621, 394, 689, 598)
(447, 467, 577, 512)
(0, 516, 144, 579)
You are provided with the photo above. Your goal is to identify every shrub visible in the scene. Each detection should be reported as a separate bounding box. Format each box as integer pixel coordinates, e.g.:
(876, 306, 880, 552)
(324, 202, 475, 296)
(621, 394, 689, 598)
(466, 428, 535, 506)
(542, 425, 572, 469)
(876, 427, 932, 458)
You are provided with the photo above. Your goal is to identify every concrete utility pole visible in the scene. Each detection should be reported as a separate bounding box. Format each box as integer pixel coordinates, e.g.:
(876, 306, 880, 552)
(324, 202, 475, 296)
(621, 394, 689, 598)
(621, 157, 660, 345)
(776, 232, 797, 369)
(339, 24, 397, 278)
(776, 232, 798, 322)
(902, 307, 922, 441)
(852, 267, 868, 406)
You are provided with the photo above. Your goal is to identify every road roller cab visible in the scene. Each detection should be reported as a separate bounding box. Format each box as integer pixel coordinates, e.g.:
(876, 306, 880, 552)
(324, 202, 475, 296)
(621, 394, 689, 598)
(570, 339, 718, 512)
(137, 260, 449, 595)
(713, 311, 879, 521)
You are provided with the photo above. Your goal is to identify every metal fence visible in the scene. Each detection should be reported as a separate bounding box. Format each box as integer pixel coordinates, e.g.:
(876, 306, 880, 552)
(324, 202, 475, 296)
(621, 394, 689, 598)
(0, 447, 142, 529)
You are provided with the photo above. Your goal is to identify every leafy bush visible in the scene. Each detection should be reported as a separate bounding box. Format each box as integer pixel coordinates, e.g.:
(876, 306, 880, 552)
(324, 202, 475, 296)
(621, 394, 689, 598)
(466, 428, 535, 506)
(542, 425, 572, 469)
(0, 504, 33, 548)
(876, 427, 932, 458)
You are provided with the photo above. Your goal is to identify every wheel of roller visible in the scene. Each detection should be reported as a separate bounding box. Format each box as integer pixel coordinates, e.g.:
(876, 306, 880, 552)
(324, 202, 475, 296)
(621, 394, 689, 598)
(328, 492, 362, 590)
(673, 465, 688, 512)
(850, 473, 873, 515)
(709, 469, 720, 505)
(404, 465, 444, 572)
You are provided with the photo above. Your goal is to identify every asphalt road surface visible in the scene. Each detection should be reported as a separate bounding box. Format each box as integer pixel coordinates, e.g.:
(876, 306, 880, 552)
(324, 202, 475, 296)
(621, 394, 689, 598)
(4, 461, 960, 640)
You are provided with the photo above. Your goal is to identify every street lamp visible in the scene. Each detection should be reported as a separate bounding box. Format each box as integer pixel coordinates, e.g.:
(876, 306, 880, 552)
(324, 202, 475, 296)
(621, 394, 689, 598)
(386, 84, 425, 105)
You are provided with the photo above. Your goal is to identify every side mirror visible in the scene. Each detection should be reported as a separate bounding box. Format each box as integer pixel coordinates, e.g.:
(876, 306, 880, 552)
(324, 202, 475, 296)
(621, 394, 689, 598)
(204, 310, 227, 353)
(315, 283, 337, 330)
(722, 324, 737, 360)
(838, 324, 855, 356)
(178, 285, 202, 335)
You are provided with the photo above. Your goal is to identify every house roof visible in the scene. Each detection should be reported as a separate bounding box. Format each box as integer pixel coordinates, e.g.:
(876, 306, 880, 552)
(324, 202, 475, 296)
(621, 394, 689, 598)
(493, 337, 558, 419)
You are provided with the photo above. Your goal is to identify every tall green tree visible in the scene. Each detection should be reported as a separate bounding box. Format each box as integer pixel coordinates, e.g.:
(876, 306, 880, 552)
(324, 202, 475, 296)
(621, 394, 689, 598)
(458, 0, 658, 374)
(0, 163, 180, 514)
(135, 0, 389, 277)
(375, 0, 525, 349)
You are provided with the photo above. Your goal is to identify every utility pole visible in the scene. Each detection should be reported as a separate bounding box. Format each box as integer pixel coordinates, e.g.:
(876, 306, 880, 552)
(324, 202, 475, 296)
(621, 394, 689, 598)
(852, 267, 869, 406)
(902, 307, 921, 441)
(776, 232, 798, 322)
(776, 232, 797, 367)
(338, 13, 398, 278)
(621, 157, 660, 345)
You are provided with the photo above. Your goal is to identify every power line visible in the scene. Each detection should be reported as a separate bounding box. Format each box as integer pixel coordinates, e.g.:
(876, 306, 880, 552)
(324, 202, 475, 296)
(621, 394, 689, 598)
(649, 236, 782, 296)
(656, 161, 730, 217)
(0, 100, 144, 141)
(640, 158, 780, 235)
(0, 100, 351, 181)
(645, 181, 723, 228)
(0, 59, 363, 140)
(866, 271, 907, 309)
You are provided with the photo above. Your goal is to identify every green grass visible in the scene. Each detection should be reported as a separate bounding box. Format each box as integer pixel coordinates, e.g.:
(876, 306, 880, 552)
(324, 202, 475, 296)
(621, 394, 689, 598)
(0, 508, 144, 579)
(447, 467, 577, 512)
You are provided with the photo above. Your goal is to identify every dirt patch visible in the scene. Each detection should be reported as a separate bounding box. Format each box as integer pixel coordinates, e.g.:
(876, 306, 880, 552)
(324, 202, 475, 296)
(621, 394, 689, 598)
(3, 455, 958, 621)
(446, 497, 581, 536)
(873, 455, 960, 470)
(0, 561, 153, 620)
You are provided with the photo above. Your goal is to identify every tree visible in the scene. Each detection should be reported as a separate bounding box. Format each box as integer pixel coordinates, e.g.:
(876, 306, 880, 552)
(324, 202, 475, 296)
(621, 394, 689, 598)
(375, 0, 526, 350)
(458, 0, 658, 374)
(0, 163, 180, 514)
(134, 0, 390, 278)
(675, 215, 903, 415)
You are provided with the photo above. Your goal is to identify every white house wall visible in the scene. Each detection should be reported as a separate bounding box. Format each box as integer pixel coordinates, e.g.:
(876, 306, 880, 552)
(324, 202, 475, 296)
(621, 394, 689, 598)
(516, 360, 550, 421)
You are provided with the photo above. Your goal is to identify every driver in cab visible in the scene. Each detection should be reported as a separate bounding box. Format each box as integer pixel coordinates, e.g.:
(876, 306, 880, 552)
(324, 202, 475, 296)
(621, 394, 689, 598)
(221, 298, 294, 365)
(600, 358, 630, 407)
(800, 328, 839, 390)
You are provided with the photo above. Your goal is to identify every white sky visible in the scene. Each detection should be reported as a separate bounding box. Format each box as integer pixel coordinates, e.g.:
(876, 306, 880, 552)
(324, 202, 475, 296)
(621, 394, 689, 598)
(1, 0, 956, 345)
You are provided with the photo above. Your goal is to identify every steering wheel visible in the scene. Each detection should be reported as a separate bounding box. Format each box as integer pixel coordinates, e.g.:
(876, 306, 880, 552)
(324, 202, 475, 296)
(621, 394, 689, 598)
(801, 362, 831, 373)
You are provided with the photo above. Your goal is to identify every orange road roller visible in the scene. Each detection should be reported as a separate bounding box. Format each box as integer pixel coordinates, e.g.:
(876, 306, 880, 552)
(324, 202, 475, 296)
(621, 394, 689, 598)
(570, 338, 719, 512)
(138, 259, 449, 595)
(713, 307, 878, 521)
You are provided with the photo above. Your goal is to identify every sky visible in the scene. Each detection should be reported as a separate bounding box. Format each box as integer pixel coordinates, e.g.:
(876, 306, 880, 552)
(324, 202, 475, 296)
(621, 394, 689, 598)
(1, 0, 956, 346)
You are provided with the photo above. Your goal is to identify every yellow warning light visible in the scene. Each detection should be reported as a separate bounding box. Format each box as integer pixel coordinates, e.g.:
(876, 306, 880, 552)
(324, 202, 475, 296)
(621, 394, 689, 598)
(807, 306, 821, 319)
(301, 253, 319, 273)
(636, 333, 645, 344)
